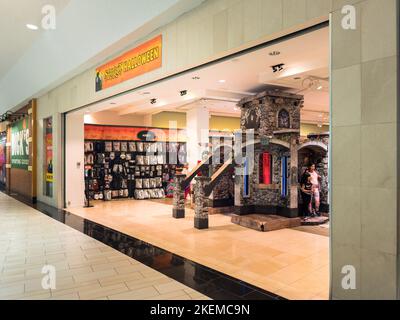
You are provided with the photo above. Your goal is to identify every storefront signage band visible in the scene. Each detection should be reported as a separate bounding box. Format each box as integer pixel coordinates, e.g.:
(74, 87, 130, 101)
(11, 118, 30, 170)
(95, 35, 162, 92)
(85, 125, 186, 142)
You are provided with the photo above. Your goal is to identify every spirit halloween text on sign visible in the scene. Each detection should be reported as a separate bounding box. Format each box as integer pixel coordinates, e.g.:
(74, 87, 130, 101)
(95, 35, 162, 92)
(11, 118, 30, 170)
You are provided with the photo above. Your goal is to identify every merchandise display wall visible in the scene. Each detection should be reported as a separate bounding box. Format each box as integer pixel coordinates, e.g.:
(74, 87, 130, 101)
(84, 124, 186, 202)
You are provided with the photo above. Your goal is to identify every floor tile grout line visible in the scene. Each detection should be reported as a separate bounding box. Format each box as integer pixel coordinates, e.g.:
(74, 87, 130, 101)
(1, 191, 286, 300)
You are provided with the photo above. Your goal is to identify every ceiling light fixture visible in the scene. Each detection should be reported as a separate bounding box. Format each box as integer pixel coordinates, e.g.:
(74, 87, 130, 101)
(150, 98, 157, 105)
(317, 85, 323, 90)
(26, 24, 39, 30)
(218, 80, 226, 83)
(180, 90, 188, 96)
(192, 76, 200, 80)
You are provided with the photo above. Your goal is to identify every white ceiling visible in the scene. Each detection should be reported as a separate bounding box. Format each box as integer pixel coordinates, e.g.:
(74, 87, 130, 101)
(80, 26, 330, 125)
(0, 0, 71, 79)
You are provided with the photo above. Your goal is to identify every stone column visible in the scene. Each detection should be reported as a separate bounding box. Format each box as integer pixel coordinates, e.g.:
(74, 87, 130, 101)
(194, 176, 211, 229)
(289, 134, 298, 217)
(172, 174, 186, 219)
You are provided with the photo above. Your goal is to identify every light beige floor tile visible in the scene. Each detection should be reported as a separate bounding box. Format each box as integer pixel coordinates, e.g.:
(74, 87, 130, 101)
(108, 286, 160, 300)
(98, 271, 144, 287)
(68, 198, 329, 300)
(1, 193, 208, 301)
(78, 282, 129, 300)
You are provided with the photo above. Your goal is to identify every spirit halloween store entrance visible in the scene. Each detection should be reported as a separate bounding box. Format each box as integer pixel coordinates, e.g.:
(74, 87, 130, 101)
(65, 24, 330, 300)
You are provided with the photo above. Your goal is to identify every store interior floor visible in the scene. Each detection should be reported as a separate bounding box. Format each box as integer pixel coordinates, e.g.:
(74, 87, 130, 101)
(68, 200, 329, 300)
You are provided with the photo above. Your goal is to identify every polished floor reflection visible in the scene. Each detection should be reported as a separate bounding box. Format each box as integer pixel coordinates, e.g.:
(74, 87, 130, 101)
(0, 193, 209, 300)
(68, 199, 329, 300)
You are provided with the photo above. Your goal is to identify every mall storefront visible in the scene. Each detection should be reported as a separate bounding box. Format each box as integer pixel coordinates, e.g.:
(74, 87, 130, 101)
(32, 0, 399, 300)
(0, 100, 37, 203)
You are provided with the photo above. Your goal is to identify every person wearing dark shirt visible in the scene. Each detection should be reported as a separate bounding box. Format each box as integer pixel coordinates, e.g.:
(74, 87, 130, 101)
(300, 173, 313, 219)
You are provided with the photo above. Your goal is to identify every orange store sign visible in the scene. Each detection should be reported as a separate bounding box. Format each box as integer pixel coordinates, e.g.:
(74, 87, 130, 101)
(95, 35, 162, 92)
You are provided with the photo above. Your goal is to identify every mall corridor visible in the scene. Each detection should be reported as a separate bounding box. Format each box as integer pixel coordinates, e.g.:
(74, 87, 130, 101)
(0, 193, 209, 300)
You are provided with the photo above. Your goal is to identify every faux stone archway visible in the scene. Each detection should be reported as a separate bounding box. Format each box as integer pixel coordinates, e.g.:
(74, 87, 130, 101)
(298, 141, 328, 153)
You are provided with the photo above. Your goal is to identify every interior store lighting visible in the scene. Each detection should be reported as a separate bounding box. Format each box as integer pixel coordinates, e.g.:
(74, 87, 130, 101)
(26, 24, 39, 30)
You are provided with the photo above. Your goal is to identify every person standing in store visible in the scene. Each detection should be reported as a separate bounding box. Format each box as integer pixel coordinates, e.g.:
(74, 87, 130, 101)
(300, 173, 313, 219)
(308, 163, 322, 216)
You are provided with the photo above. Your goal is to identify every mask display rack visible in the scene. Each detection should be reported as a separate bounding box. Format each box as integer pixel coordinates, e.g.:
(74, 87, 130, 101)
(84, 139, 186, 201)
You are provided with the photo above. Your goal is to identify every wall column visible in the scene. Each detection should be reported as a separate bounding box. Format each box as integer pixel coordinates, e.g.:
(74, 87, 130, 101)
(65, 112, 85, 208)
(331, 0, 399, 299)
(186, 103, 209, 170)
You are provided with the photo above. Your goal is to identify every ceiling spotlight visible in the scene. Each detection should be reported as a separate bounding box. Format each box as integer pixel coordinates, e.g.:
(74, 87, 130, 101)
(317, 85, 323, 90)
(269, 51, 281, 56)
(26, 24, 39, 30)
(271, 63, 285, 73)
(180, 90, 188, 97)
(218, 80, 226, 83)
(150, 98, 157, 105)
(192, 76, 200, 80)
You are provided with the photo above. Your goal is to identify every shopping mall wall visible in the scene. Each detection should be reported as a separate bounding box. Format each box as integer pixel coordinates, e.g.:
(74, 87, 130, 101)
(84, 111, 146, 127)
(152, 112, 241, 132)
(301, 124, 329, 136)
(36, 0, 399, 299)
(330, 0, 398, 299)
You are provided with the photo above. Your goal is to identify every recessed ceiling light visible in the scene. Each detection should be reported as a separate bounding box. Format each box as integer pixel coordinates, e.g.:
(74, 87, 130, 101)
(218, 79, 226, 83)
(26, 24, 39, 30)
(317, 85, 323, 90)
(192, 76, 200, 80)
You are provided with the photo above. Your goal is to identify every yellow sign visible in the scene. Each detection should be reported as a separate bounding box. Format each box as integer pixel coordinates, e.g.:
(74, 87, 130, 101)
(46, 173, 53, 183)
(95, 35, 162, 91)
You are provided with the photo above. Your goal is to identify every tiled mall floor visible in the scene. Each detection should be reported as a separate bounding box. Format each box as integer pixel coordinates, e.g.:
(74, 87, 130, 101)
(69, 199, 330, 300)
(0, 193, 209, 300)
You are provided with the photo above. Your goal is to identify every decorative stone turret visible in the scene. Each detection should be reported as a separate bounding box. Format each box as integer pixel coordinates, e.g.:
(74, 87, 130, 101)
(172, 174, 186, 219)
(194, 176, 211, 229)
(233, 90, 304, 218)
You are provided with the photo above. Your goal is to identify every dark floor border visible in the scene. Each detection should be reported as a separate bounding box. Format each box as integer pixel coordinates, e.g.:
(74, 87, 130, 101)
(1, 190, 285, 301)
